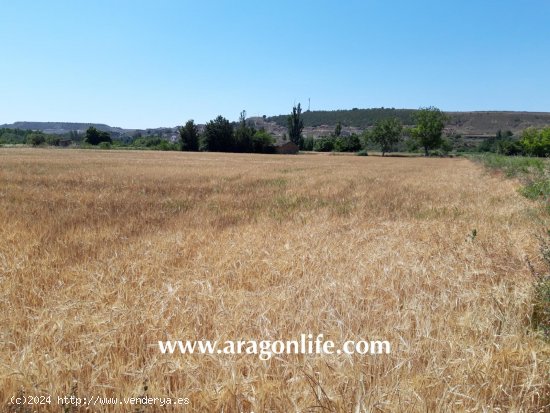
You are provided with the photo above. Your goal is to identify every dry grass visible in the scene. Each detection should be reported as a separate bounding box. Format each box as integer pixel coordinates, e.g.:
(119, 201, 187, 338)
(0, 148, 549, 412)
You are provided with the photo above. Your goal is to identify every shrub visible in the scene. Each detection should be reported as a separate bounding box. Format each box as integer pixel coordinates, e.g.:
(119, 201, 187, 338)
(314, 137, 335, 152)
(346, 134, 363, 152)
(498, 140, 523, 156)
(301, 136, 315, 151)
(251, 130, 275, 153)
(520, 127, 550, 157)
(430, 149, 449, 157)
(334, 134, 362, 152)
(156, 140, 179, 151)
(440, 138, 453, 154)
(46, 135, 61, 146)
(27, 133, 46, 146)
(84, 127, 112, 145)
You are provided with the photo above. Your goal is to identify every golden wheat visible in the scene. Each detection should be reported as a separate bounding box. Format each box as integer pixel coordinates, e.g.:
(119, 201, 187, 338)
(0, 148, 548, 412)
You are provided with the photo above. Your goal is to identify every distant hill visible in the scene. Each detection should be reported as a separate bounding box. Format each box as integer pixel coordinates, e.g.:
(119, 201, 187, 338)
(0, 122, 128, 135)
(267, 108, 417, 129)
(266, 109, 550, 137)
(444, 111, 550, 136)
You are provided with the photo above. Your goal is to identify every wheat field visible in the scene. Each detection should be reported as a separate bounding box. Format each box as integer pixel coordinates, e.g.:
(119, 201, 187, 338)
(0, 148, 549, 412)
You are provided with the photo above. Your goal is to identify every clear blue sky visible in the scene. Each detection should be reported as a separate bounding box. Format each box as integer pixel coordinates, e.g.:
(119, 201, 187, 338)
(1, 0, 549, 129)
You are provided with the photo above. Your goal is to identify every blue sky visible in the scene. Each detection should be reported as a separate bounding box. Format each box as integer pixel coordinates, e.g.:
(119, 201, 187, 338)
(1, 0, 549, 129)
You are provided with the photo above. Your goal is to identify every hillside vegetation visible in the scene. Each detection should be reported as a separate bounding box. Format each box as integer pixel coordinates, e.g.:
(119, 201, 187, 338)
(267, 108, 550, 136)
(267, 108, 416, 128)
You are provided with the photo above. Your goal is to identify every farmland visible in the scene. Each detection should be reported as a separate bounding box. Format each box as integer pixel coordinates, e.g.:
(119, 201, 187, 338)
(0, 148, 549, 412)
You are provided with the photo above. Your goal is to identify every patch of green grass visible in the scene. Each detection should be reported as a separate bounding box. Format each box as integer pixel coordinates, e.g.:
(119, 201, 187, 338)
(520, 180, 550, 200)
(475, 153, 550, 206)
(475, 154, 544, 177)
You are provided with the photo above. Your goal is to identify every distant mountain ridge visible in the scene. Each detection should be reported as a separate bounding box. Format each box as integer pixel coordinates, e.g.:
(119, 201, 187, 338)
(0, 122, 127, 135)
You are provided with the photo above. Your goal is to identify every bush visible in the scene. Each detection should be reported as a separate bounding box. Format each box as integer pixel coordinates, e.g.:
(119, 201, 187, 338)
(440, 138, 453, 154)
(251, 130, 275, 153)
(430, 149, 449, 157)
(98, 142, 111, 149)
(314, 137, 335, 152)
(405, 136, 420, 153)
(347, 134, 363, 152)
(27, 133, 46, 146)
(0, 129, 27, 145)
(356, 149, 369, 156)
(301, 136, 315, 151)
(498, 140, 523, 156)
(520, 127, 550, 157)
(46, 135, 61, 146)
(133, 137, 162, 147)
(334, 134, 362, 152)
(85, 126, 112, 145)
(155, 140, 179, 151)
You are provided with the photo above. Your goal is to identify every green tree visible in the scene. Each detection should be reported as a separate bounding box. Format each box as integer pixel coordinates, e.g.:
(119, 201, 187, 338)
(520, 127, 550, 157)
(332, 125, 365, 152)
(69, 130, 80, 141)
(45, 134, 61, 146)
(370, 117, 403, 156)
(287, 103, 304, 146)
(334, 133, 362, 152)
(411, 107, 447, 156)
(27, 133, 46, 146)
(251, 129, 275, 153)
(178, 120, 199, 151)
(84, 126, 112, 145)
(234, 110, 256, 152)
(302, 136, 315, 151)
(0, 129, 27, 144)
(348, 134, 363, 152)
(314, 136, 335, 152)
(334, 121, 342, 138)
(201, 115, 234, 152)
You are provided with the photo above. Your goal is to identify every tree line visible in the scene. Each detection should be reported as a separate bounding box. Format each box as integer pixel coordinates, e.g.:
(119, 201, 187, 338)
(296, 106, 449, 156)
(4, 104, 550, 157)
(0, 128, 78, 146)
(179, 111, 276, 153)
